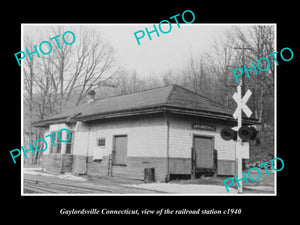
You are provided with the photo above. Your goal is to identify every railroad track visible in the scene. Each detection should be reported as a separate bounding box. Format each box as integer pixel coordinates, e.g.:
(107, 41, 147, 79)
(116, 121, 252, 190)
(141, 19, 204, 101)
(23, 176, 167, 194)
(23, 172, 169, 194)
(23, 178, 116, 194)
(24, 183, 61, 194)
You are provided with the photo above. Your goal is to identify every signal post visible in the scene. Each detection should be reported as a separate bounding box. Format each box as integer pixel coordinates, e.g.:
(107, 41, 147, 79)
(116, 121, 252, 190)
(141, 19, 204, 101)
(221, 83, 255, 194)
(232, 83, 252, 193)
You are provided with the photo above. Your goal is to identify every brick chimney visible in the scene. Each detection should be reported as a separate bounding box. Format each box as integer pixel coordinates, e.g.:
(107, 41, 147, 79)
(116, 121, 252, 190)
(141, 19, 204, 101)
(87, 90, 96, 103)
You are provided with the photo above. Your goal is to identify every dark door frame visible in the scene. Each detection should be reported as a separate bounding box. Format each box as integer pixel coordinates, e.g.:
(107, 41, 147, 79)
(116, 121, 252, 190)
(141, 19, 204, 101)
(191, 134, 215, 178)
(112, 134, 128, 166)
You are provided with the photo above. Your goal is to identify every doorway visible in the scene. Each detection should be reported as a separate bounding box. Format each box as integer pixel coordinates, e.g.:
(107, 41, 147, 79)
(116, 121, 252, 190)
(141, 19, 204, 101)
(192, 135, 214, 177)
(112, 135, 128, 166)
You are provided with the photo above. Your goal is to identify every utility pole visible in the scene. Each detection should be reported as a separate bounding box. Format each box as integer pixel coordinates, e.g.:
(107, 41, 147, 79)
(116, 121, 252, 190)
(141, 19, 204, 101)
(234, 45, 252, 96)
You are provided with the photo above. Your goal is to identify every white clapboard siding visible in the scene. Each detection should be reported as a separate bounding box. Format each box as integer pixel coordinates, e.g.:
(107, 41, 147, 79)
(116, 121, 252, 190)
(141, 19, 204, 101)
(82, 116, 168, 158)
(169, 116, 235, 160)
(93, 146, 103, 160)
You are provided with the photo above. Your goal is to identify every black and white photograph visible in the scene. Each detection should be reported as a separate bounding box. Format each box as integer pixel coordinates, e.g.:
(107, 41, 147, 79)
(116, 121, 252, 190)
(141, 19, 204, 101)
(4, 5, 296, 220)
(21, 23, 276, 195)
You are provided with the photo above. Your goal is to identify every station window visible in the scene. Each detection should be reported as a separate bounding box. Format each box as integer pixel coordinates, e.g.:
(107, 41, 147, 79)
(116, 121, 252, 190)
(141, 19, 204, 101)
(97, 138, 106, 147)
(65, 131, 74, 154)
(49, 133, 57, 153)
(56, 135, 62, 153)
(49, 130, 73, 154)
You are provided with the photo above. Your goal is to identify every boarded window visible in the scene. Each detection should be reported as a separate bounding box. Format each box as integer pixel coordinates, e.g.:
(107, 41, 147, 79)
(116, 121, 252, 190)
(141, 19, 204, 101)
(113, 135, 128, 166)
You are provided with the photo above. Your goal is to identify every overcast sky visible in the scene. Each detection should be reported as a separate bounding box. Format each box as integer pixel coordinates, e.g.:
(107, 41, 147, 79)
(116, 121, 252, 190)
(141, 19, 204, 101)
(23, 24, 237, 78)
(97, 24, 233, 77)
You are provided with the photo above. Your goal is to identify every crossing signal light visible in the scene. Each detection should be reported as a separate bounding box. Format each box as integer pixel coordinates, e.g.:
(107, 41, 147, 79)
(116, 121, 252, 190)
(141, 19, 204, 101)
(249, 126, 258, 140)
(221, 126, 258, 142)
(238, 126, 252, 141)
(220, 127, 237, 141)
(238, 126, 258, 141)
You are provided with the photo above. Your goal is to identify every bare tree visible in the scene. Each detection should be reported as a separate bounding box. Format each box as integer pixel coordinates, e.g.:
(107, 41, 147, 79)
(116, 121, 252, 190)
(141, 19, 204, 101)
(36, 26, 118, 108)
(23, 26, 118, 164)
(23, 37, 37, 163)
(203, 25, 275, 126)
(161, 70, 183, 86)
(234, 26, 275, 125)
(113, 69, 149, 94)
(34, 26, 116, 107)
(205, 30, 240, 107)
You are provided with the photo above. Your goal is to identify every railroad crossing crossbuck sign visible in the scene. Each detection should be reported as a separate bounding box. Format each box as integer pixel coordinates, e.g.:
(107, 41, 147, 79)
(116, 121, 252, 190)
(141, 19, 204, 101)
(233, 86, 252, 120)
(233, 85, 252, 194)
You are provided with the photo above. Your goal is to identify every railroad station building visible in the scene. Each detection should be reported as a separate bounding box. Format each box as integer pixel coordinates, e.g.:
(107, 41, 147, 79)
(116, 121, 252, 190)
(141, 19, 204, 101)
(33, 84, 257, 181)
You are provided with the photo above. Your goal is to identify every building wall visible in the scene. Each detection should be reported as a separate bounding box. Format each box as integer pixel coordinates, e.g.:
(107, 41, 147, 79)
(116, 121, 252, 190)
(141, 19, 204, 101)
(167, 114, 236, 175)
(71, 114, 169, 181)
(41, 113, 237, 180)
(41, 123, 75, 174)
(74, 115, 168, 158)
(168, 114, 236, 159)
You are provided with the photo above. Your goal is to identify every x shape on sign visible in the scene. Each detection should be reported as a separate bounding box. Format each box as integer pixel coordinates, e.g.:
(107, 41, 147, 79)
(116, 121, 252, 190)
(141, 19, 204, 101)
(233, 86, 252, 119)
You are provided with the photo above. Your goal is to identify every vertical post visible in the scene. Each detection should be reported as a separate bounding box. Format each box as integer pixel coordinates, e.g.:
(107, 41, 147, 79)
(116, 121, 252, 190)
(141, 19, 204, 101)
(191, 147, 195, 180)
(241, 45, 245, 96)
(234, 45, 251, 96)
(233, 83, 252, 194)
(163, 110, 170, 182)
(59, 130, 68, 174)
(236, 84, 243, 193)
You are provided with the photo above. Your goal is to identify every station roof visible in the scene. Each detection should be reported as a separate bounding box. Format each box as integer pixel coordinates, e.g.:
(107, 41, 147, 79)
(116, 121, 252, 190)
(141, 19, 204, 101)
(32, 84, 258, 127)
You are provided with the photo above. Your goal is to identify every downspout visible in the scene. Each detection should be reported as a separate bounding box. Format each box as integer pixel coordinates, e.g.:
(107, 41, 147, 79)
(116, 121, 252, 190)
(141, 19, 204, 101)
(59, 149, 64, 174)
(85, 124, 91, 175)
(59, 126, 67, 174)
(163, 109, 170, 182)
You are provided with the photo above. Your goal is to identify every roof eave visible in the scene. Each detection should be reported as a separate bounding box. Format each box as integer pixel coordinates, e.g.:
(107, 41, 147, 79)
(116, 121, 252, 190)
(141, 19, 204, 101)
(165, 106, 259, 125)
(32, 117, 68, 127)
(32, 105, 259, 127)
